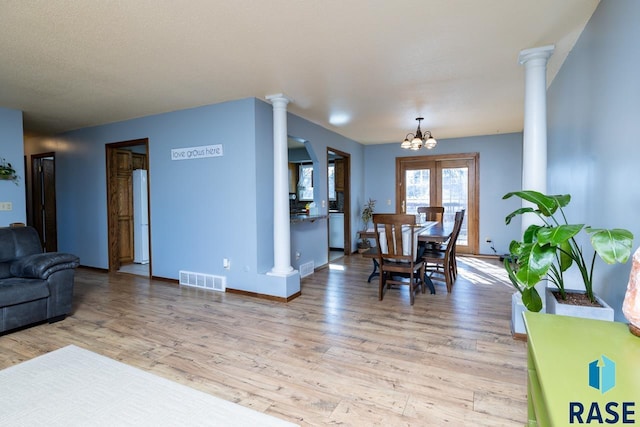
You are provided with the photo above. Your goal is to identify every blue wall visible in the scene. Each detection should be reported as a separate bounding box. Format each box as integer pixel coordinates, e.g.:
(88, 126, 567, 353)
(287, 114, 365, 260)
(547, 0, 640, 320)
(23, 97, 364, 297)
(363, 133, 523, 255)
(0, 107, 25, 226)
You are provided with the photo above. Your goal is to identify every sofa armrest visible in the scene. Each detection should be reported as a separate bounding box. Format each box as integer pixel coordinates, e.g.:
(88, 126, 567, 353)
(10, 253, 80, 280)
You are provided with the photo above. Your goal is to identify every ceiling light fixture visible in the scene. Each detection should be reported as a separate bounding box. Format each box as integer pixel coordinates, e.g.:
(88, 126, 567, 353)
(400, 117, 437, 150)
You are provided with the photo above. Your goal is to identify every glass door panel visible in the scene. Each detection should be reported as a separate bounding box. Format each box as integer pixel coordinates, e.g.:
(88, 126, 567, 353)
(405, 169, 430, 214)
(441, 166, 468, 246)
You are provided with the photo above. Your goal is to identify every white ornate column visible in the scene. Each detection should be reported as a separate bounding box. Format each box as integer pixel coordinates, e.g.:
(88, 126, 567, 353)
(518, 45, 554, 232)
(266, 93, 295, 276)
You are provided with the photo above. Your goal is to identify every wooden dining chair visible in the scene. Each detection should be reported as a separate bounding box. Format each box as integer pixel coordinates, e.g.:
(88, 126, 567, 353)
(418, 206, 446, 252)
(372, 213, 425, 305)
(422, 210, 465, 293)
(448, 209, 465, 279)
(417, 206, 445, 223)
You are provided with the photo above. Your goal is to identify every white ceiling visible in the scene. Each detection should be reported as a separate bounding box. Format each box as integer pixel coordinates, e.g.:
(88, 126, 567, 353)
(0, 1, 599, 144)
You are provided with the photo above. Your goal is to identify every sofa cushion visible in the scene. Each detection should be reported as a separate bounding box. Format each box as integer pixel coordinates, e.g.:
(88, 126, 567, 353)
(10, 227, 43, 258)
(0, 227, 43, 262)
(0, 228, 17, 262)
(0, 278, 50, 307)
(0, 262, 11, 280)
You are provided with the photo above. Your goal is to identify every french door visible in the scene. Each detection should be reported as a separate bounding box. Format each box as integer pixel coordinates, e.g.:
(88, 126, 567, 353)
(396, 153, 479, 254)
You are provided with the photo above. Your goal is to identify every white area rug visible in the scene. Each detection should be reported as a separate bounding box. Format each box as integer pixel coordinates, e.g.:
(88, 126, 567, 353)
(0, 345, 298, 427)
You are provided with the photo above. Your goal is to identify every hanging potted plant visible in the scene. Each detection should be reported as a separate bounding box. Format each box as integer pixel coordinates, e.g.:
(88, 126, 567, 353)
(0, 158, 19, 185)
(503, 190, 634, 322)
(357, 198, 376, 253)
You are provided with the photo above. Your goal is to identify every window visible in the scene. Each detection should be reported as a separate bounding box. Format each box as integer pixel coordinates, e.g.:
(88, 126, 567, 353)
(328, 163, 336, 201)
(298, 163, 314, 201)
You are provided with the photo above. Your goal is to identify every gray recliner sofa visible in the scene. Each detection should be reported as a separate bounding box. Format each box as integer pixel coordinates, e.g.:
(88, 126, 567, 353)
(0, 226, 79, 334)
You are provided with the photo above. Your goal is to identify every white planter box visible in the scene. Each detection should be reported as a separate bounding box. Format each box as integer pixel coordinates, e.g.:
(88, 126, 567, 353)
(511, 292, 527, 335)
(545, 288, 614, 321)
(511, 282, 547, 337)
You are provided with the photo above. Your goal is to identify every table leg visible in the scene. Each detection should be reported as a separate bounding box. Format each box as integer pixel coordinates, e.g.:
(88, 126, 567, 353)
(424, 274, 436, 294)
(367, 258, 379, 283)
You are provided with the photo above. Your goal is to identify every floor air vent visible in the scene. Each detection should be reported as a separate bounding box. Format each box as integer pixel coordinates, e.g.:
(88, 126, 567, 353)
(299, 261, 314, 278)
(179, 270, 226, 292)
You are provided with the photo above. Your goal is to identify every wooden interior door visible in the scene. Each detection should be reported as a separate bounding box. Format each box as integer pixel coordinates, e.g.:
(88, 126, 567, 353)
(31, 154, 57, 252)
(115, 150, 134, 263)
(106, 139, 150, 273)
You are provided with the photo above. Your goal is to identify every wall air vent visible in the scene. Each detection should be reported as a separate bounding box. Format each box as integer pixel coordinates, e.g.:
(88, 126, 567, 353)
(299, 261, 314, 278)
(179, 270, 226, 292)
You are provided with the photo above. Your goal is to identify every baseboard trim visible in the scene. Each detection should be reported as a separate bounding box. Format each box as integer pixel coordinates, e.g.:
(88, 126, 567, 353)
(151, 275, 178, 284)
(461, 253, 500, 260)
(78, 265, 109, 273)
(225, 288, 301, 302)
(512, 332, 528, 342)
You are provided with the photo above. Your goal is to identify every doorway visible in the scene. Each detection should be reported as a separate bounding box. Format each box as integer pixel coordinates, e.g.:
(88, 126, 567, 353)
(396, 153, 479, 254)
(30, 153, 57, 252)
(105, 139, 151, 277)
(327, 148, 351, 260)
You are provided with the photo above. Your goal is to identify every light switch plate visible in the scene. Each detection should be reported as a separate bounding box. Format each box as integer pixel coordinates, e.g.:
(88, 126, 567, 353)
(0, 202, 12, 211)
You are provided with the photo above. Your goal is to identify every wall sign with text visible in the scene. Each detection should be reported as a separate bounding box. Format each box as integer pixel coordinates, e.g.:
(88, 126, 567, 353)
(171, 145, 223, 161)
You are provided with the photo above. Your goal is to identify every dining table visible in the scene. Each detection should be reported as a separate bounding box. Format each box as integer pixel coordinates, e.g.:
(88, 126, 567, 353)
(360, 220, 453, 294)
(418, 221, 453, 244)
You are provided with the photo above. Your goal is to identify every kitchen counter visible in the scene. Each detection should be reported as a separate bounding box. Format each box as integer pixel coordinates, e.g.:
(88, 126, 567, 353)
(290, 214, 327, 224)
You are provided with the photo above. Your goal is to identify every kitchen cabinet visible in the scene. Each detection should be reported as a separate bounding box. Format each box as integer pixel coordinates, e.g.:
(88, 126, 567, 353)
(132, 153, 146, 170)
(335, 159, 344, 192)
(288, 162, 297, 194)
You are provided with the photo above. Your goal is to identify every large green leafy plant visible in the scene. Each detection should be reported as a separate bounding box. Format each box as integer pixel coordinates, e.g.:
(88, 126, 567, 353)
(503, 190, 634, 311)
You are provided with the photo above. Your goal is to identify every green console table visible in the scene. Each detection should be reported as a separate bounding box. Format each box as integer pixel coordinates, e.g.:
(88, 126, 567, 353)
(524, 312, 640, 426)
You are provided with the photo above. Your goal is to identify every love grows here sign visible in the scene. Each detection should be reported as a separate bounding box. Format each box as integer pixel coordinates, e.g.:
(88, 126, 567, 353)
(171, 144, 223, 161)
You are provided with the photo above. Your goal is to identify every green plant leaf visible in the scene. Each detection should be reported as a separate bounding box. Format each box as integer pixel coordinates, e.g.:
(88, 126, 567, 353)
(505, 207, 536, 225)
(521, 287, 543, 312)
(503, 190, 563, 217)
(522, 224, 541, 244)
(550, 194, 571, 208)
(508, 239, 525, 256)
(558, 240, 573, 271)
(536, 224, 583, 246)
(586, 227, 634, 264)
(514, 242, 556, 287)
(503, 256, 524, 294)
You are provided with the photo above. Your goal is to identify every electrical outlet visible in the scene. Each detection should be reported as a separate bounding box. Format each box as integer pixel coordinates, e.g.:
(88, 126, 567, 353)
(387, 199, 391, 205)
(0, 202, 12, 211)
(223, 258, 230, 269)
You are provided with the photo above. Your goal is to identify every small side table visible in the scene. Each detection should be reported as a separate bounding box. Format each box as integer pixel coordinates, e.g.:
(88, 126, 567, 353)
(358, 230, 378, 282)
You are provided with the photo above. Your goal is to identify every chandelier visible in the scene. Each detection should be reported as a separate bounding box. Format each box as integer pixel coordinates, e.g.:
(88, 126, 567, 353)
(400, 117, 437, 150)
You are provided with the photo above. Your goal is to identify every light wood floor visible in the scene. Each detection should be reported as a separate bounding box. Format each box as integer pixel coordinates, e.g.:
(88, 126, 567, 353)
(0, 255, 528, 426)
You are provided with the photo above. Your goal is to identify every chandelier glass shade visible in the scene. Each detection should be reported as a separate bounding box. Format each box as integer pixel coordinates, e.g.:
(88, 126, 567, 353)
(401, 117, 437, 150)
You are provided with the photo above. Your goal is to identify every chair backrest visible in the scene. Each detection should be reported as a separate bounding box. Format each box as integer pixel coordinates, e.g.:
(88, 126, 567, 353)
(372, 214, 418, 262)
(447, 210, 465, 252)
(417, 206, 445, 223)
